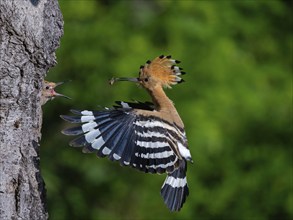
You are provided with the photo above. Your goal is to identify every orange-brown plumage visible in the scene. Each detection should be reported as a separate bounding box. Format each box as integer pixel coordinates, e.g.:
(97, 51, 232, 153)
(112, 55, 186, 127)
(138, 55, 184, 89)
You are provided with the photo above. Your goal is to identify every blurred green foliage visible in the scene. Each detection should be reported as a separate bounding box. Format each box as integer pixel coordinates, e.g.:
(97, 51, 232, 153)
(41, 1, 292, 220)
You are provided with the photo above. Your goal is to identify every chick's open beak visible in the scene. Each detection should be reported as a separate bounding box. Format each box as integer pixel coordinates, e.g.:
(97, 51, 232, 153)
(53, 81, 71, 100)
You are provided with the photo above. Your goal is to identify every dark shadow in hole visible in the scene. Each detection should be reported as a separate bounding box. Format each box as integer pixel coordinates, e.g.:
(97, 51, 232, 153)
(30, 0, 40, 7)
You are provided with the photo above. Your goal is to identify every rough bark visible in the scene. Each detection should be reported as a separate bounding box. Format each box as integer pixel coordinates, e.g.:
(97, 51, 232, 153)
(0, 0, 63, 219)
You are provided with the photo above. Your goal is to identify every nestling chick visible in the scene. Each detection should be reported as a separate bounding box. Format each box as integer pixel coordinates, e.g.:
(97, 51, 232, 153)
(41, 80, 71, 105)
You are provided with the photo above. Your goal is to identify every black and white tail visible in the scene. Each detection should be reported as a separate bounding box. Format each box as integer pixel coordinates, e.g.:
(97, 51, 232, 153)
(161, 160, 189, 212)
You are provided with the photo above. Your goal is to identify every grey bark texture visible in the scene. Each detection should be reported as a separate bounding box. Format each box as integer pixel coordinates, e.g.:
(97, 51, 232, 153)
(0, 0, 63, 219)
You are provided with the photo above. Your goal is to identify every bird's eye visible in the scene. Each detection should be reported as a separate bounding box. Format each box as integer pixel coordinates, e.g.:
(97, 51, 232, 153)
(144, 78, 149, 82)
(45, 86, 50, 90)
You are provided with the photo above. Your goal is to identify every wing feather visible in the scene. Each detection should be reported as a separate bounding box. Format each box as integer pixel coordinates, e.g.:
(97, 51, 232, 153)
(61, 108, 181, 174)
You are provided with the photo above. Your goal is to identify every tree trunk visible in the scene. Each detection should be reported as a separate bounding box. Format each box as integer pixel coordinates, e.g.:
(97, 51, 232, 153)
(0, 0, 63, 219)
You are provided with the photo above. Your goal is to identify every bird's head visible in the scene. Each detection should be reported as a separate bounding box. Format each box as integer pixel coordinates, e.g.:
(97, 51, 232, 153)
(109, 55, 186, 90)
(41, 80, 71, 105)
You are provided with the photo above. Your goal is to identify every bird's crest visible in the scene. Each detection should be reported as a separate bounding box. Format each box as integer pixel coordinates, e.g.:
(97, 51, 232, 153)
(140, 55, 186, 88)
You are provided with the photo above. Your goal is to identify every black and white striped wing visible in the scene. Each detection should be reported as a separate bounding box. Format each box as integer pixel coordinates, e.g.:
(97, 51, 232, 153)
(61, 108, 180, 174)
(61, 109, 135, 160)
(131, 115, 183, 174)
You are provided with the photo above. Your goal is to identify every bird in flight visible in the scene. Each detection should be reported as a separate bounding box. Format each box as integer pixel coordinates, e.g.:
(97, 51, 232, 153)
(60, 55, 193, 211)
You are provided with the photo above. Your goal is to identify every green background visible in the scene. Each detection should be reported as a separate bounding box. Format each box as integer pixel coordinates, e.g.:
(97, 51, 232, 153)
(41, 1, 292, 220)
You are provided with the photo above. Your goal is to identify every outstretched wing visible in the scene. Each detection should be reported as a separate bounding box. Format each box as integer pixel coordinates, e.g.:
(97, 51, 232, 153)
(60, 105, 181, 174)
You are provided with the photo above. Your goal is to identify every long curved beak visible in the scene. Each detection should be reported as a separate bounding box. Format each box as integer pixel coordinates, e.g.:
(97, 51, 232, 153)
(109, 77, 139, 85)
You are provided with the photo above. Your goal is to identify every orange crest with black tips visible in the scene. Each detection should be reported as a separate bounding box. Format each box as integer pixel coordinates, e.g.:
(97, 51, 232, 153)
(139, 55, 186, 88)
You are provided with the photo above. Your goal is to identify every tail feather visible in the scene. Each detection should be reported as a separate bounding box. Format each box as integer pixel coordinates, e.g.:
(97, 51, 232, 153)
(160, 160, 189, 211)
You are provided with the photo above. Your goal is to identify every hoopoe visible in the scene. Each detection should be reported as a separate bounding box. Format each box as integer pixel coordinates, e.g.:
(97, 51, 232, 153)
(41, 80, 71, 105)
(60, 55, 193, 211)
